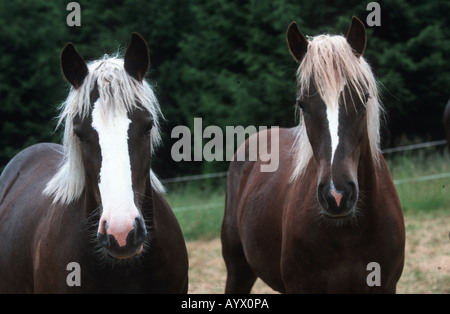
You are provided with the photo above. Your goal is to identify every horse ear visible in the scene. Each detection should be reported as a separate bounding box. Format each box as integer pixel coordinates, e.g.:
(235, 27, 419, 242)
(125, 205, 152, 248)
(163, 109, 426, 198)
(61, 43, 88, 89)
(124, 32, 150, 82)
(286, 21, 309, 63)
(346, 16, 367, 58)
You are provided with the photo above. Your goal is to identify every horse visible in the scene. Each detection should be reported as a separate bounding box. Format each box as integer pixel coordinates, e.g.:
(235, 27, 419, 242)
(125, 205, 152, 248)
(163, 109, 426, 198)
(0, 33, 188, 293)
(444, 98, 450, 153)
(221, 17, 405, 293)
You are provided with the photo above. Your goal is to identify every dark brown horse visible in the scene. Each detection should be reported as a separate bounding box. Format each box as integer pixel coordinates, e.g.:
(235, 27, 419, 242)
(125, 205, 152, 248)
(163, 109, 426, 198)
(222, 17, 405, 293)
(444, 98, 450, 153)
(0, 33, 188, 293)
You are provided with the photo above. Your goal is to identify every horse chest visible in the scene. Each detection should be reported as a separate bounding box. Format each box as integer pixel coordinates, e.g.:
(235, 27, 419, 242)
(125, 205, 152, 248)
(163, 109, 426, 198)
(281, 223, 387, 293)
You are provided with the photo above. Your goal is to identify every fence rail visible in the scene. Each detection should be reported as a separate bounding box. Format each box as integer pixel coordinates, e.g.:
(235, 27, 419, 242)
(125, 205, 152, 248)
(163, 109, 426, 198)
(161, 171, 228, 184)
(381, 139, 447, 154)
(162, 139, 448, 184)
(172, 172, 450, 213)
(393, 172, 450, 185)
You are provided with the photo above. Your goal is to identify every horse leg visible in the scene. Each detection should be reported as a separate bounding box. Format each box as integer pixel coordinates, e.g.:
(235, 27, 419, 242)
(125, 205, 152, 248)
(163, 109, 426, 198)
(221, 225, 257, 294)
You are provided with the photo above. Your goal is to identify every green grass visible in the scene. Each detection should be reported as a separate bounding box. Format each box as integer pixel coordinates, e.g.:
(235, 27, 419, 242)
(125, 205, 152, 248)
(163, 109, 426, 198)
(386, 148, 449, 213)
(167, 148, 449, 240)
(165, 178, 226, 240)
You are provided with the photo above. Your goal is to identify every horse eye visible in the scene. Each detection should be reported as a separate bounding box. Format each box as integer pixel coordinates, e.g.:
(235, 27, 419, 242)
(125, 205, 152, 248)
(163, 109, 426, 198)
(74, 129, 90, 142)
(72, 115, 91, 142)
(357, 105, 367, 116)
(143, 118, 154, 135)
(73, 122, 91, 142)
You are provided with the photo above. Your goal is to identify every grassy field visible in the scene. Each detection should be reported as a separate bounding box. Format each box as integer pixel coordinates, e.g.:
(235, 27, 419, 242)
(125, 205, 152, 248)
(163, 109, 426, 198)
(185, 211, 450, 294)
(166, 178, 227, 240)
(387, 148, 449, 213)
(165, 148, 450, 293)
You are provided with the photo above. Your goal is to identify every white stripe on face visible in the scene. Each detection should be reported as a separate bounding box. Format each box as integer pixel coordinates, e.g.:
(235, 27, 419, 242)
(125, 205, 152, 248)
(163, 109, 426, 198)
(326, 104, 340, 166)
(92, 100, 139, 241)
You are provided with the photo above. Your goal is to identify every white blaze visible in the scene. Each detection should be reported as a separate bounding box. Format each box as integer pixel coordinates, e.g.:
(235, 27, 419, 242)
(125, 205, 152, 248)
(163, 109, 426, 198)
(326, 104, 340, 165)
(91, 100, 139, 234)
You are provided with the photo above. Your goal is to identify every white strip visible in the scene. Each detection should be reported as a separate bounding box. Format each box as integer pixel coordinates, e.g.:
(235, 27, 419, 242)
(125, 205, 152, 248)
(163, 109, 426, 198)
(91, 100, 137, 217)
(326, 105, 340, 165)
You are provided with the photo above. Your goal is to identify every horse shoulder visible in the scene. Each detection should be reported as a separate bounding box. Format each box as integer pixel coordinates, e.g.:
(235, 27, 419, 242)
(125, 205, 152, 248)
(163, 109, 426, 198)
(0, 143, 64, 293)
(224, 127, 297, 292)
(375, 155, 404, 222)
(373, 156, 405, 260)
(152, 190, 185, 241)
(227, 127, 297, 230)
(150, 189, 189, 292)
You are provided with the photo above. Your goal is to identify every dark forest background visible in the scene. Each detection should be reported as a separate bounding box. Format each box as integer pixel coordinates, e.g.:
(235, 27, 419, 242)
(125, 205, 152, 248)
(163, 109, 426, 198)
(0, 0, 449, 178)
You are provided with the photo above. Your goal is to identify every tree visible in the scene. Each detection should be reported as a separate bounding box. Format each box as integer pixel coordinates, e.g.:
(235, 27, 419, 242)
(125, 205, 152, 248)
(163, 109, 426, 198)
(1, 1, 448, 176)
(164, 0, 301, 174)
(0, 1, 68, 170)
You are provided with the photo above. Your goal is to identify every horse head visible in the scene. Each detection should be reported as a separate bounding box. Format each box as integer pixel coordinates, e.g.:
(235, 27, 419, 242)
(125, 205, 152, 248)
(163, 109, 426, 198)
(287, 17, 381, 224)
(53, 33, 159, 259)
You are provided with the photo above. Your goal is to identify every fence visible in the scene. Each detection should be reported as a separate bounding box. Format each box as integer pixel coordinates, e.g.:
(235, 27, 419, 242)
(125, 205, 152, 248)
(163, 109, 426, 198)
(163, 139, 449, 212)
(381, 139, 447, 154)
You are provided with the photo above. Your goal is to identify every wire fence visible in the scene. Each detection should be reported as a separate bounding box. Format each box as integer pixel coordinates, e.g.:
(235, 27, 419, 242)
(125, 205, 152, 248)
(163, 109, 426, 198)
(381, 139, 447, 154)
(161, 172, 228, 184)
(165, 139, 449, 213)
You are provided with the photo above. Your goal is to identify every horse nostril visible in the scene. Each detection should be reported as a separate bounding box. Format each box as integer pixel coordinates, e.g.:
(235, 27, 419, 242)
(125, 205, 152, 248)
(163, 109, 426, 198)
(346, 181, 358, 208)
(316, 180, 359, 218)
(97, 224, 110, 248)
(133, 217, 147, 245)
(98, 221, 108, 244)
(317, 183, 329, 210)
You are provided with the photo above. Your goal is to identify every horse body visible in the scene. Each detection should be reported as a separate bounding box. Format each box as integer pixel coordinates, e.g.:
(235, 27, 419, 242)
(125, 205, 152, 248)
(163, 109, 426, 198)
(0, 138, 187, 294)
(280, 133, 404, 293)
(444, 99, 450, 153)
(223, 128, 292, 293)
(0, 33, 188, 293)
(222, 17, 405, 293)
(223, 127, 404, 293)
(0, 143, 57, 293)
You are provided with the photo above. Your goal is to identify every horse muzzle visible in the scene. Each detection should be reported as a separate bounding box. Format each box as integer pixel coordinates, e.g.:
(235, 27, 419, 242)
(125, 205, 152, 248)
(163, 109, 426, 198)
(318, 180, 358, 220)
(97, 215, 147, 259)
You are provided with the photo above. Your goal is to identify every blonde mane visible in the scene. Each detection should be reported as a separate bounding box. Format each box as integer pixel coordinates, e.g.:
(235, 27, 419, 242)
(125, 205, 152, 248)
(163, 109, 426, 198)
(44, 55, 165, 204)
(291, 34, 382, 181)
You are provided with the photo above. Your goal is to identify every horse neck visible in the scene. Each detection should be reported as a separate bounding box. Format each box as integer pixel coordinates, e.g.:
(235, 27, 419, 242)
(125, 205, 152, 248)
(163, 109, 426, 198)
(142, 182, 155, 219)
(356, 130, 380, 208)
